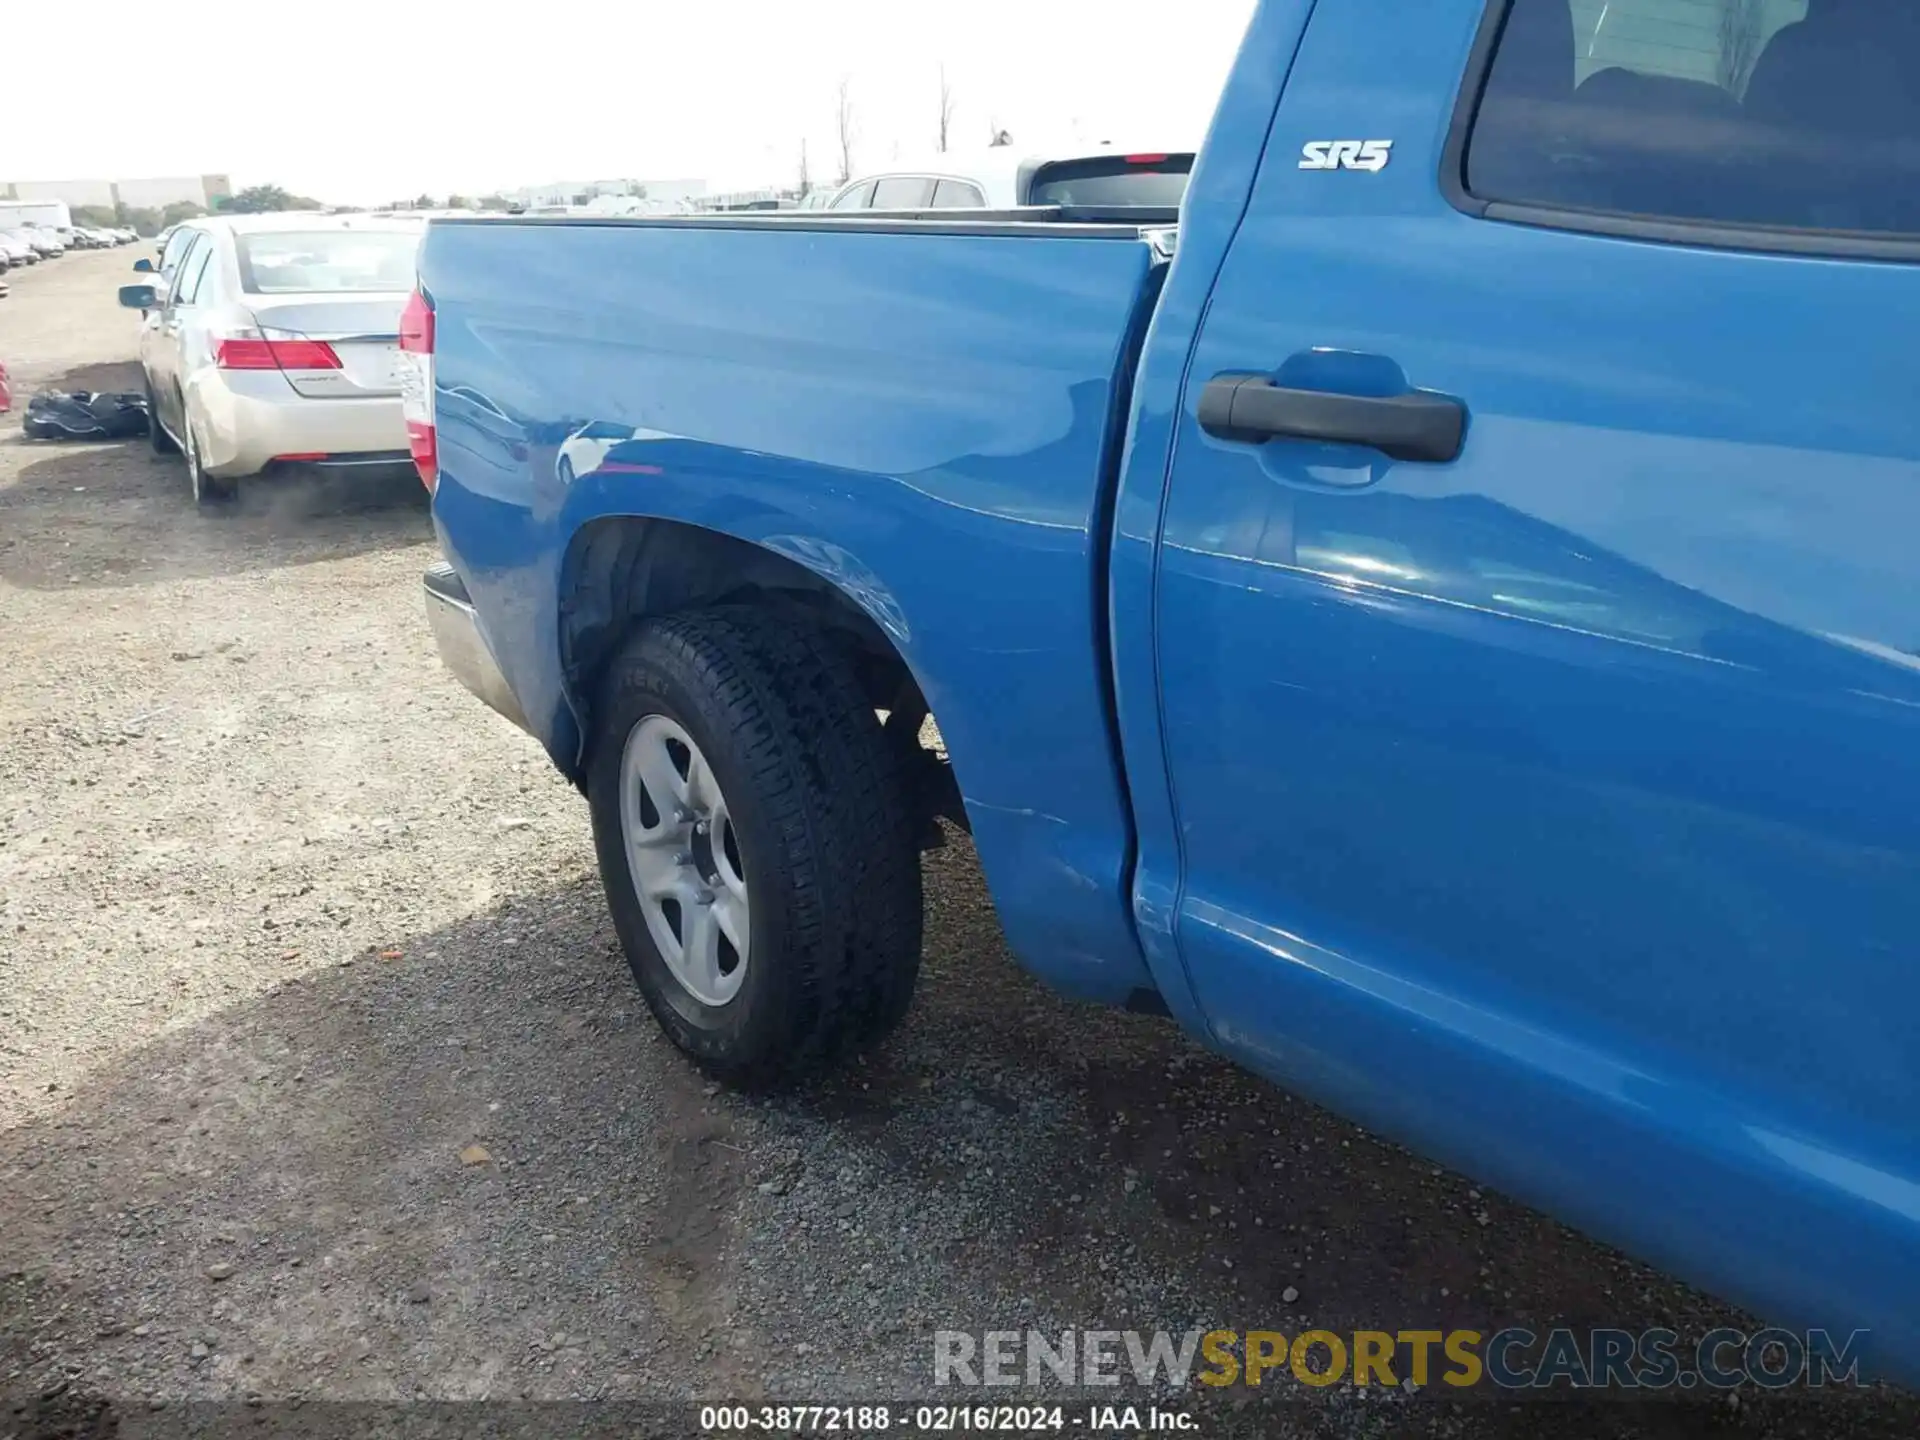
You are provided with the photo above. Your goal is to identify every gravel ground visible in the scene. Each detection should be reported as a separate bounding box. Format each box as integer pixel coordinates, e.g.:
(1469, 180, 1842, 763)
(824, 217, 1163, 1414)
(2, 247, 1914, 1440)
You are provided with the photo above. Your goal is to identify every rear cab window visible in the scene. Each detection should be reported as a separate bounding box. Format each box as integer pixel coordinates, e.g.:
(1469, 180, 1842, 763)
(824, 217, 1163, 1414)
(1025, 154, 1194, 207)
(235, 230, 420, 294)
(1456, 0, 1920, 251)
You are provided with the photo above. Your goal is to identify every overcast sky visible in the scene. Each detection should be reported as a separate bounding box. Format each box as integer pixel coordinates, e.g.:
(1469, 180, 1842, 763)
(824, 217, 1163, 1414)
(14, 0, 1257, 204)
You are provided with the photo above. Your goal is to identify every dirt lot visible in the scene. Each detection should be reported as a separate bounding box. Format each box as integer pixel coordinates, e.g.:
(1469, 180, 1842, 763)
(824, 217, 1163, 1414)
(0, 246, 1911, 1439)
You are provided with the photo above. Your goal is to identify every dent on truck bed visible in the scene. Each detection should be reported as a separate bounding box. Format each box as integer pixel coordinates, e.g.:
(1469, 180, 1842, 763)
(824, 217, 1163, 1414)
(422, 215, 1168, 1006)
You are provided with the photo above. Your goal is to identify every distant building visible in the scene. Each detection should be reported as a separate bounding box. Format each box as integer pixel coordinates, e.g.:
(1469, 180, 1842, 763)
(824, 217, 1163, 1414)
(4, 177, 114, 207)
(698, 188, 787, 212)
(0, 174, 232, 211)
(117, 174, 232, 209)
(507, 178, 707, 210)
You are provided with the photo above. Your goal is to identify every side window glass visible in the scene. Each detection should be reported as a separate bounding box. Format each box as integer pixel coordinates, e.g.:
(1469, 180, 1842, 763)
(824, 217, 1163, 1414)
(830, 182, 876, 210)
(871, 176, 936, 208)
(158, 229, 196, 283)
(931, 179, 986, 208)
(1465, 0, 1920, 239)
(177, 241, 216, 305)
(163, 235, 203, 303)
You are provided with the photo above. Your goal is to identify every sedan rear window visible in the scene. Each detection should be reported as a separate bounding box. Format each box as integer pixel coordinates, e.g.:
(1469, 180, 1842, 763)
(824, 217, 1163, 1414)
(236, 230, 421, 294)
(871, 176, 936, 208)
(1026, 154, 1194, 207)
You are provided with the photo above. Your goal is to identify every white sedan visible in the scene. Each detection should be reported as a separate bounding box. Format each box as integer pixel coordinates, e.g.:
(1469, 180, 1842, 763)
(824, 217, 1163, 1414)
(121, 213, 423, 505)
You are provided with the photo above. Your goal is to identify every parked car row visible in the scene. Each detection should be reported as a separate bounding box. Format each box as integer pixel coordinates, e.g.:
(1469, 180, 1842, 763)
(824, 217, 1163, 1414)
(69, 225, 140, 248)
(820, 142, 1195, 213)
(1, 227, 61, 266)
(0, 222, 135, 274)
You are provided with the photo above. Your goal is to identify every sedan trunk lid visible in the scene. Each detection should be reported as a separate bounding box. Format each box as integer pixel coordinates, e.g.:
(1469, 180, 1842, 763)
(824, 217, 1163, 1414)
(246, 294, 411, 399)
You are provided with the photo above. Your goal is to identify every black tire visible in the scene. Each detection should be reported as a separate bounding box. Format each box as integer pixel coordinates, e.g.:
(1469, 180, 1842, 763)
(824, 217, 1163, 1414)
(144, 375, 177, 456)
(180, 401, 235, 506)
(587, 607, 923, 1086)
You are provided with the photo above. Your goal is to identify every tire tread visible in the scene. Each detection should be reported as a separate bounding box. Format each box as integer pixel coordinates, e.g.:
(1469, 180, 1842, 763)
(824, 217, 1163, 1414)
(591, 606, 922, 1084)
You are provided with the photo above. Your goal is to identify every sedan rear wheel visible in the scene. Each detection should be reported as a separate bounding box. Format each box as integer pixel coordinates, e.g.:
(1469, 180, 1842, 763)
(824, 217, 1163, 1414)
(181, 400, 235, 507)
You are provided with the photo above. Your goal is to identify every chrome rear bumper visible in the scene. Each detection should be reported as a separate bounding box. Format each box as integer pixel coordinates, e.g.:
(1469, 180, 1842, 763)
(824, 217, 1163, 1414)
(423, 562, 530, 733)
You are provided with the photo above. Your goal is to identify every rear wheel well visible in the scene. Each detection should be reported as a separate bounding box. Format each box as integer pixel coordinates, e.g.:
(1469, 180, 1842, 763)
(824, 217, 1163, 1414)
(559, 517, 964, 842)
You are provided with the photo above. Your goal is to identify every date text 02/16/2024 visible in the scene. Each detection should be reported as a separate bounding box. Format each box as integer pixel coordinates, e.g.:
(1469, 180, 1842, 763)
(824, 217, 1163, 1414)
(699, 1405, 1195, 1432)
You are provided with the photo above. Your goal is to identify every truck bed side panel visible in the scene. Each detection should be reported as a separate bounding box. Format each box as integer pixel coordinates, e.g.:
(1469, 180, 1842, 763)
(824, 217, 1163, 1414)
(422, 219, 1162, 1002)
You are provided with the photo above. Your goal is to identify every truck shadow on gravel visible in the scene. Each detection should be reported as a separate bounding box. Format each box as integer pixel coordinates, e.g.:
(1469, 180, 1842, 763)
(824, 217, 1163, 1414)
(0, 440, 429, 591)
(1, 842, 1911, 1438)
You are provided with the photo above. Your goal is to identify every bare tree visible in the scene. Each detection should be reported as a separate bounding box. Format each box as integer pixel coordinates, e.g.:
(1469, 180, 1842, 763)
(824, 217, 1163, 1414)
(987, 119, 1012, 148)
(798, 138, 812, 198)
(836, 78, 858, 184)
(938, 66, 957, 153)
(1717, 0, 1766, 97)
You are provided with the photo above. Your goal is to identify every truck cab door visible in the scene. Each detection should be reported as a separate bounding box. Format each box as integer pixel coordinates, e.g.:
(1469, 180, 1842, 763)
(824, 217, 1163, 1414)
(1148, 0, 1920, 1362)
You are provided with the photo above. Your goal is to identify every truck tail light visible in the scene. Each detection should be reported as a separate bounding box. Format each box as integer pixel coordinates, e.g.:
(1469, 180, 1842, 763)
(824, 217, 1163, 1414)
(215, 335, 343, 370)
(398, 288, 437, 492)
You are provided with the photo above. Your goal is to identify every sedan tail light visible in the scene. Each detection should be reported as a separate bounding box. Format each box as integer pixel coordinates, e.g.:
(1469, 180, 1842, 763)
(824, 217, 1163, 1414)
(215, 334, 343, 371)
(398, 289, 437, 492)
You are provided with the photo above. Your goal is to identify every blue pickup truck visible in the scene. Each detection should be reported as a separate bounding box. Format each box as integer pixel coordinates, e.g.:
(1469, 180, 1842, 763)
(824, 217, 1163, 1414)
(411, 0, 1920, 1382)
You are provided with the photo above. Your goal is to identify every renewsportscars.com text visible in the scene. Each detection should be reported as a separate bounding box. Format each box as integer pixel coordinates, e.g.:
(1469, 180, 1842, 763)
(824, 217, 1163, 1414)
(934, 1326, 1866, 1391)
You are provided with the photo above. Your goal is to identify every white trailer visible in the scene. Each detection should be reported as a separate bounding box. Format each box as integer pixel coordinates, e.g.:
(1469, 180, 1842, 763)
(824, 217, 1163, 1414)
(0, 200, 75, 231)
